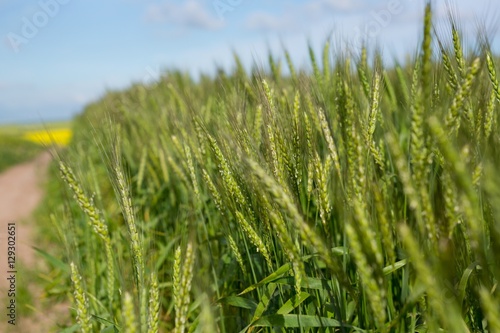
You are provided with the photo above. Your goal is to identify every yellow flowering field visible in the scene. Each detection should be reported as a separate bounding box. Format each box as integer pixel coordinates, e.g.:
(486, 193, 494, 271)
(23, 128, 72, 146)
(0, 121, 72, 171)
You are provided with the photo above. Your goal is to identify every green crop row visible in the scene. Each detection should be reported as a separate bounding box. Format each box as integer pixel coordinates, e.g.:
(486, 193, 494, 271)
(38, 4, 500, 332)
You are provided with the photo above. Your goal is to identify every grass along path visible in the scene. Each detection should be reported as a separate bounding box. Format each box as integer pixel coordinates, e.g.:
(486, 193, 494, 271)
(0, 151, 69, 332)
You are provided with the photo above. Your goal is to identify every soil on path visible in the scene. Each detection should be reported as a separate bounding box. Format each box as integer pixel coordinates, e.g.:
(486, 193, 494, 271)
(0, 151, 69, 332)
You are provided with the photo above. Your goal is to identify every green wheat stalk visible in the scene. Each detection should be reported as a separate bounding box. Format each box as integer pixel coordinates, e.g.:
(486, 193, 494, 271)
(59, 161, 115, 308)
(70, 262, 92, 333)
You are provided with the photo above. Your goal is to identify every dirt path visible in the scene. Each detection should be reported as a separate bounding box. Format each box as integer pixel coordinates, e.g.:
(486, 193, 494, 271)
(0, 152, 69, 332)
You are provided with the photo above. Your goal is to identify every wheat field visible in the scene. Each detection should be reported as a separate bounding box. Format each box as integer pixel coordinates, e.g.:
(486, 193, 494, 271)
(37, 4, 500, 332)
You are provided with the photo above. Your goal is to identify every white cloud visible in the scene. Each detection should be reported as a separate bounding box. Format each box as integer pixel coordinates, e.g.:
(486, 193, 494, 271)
(242, 0, 366, 34)
(245, 11, 294, 32)
(242, 0, 364, 34)
(144, 0, 223, 30)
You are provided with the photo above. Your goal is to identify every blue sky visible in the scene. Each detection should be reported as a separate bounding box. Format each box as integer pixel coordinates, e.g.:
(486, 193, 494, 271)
(0, 0, 498, 124)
